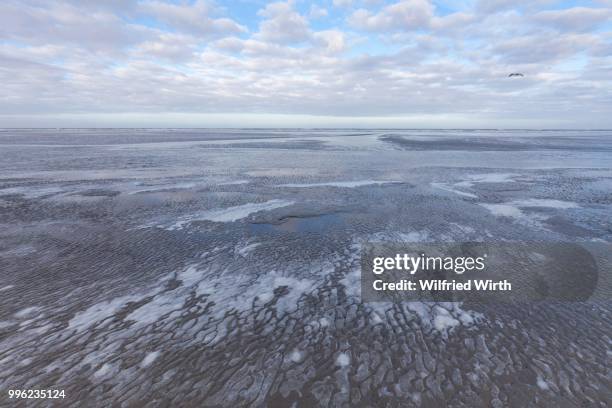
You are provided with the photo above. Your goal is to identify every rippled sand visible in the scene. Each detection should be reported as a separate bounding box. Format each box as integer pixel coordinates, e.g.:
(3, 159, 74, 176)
(0, 129, 611, 407)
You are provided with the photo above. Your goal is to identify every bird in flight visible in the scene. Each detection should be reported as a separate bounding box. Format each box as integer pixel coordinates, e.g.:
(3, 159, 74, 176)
(508, 73, 524, 77)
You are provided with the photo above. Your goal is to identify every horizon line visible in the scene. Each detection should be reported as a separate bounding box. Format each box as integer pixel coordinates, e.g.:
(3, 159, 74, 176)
(2, 128, 612, 131)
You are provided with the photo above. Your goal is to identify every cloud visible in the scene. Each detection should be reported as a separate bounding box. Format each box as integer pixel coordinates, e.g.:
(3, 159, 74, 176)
(0, 1, 149, 52)
(475, 0, 518, 14)
(255, 1, 311, 44)
(474, 0, 550, 15)
(333, 0, 353, 8)
(492, 33, 600, 64)
(431, 12, 476, 32)
(534, 7, 612, 32)
(134, 32, 197, 60)
(140, 0, 246, 37)
(348, 0, 434, 32)
(0, 0, 610, 127)
(314, 30, 347, 54)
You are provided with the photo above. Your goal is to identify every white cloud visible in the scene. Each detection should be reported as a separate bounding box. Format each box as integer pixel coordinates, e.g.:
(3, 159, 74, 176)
(314, 30, 347, 54)
(0, 1, 149, 51)
(333, 0, 353, 8)
(255, 1, 311, 44)
(492, 33, 600, 64)
(140, 0, 246, 36)
(534, 7, 612, 32)
(134, 32, 197, 60)
(475, 0, 518, 14)
(431, 12, 476, 32)
(348, 0, 434, 32)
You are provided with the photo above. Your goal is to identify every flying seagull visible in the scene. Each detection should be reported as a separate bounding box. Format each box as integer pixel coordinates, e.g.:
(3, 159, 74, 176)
(508, 73, 524, 77)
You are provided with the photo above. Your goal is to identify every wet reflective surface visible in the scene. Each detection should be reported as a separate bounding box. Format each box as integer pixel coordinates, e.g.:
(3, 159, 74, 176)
(0, 129, 611, 407)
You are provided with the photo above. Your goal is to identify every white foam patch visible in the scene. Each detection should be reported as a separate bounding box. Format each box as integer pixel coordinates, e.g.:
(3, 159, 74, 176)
(480, 203, 523, 218)
(433, 307, 461, 331)
(279, 180, 400, 188)
(256, 292, 274, 303)
(129, 266, 318, 344)
(128, 182, 196, 194)
(235, 242, 261, 257)
(0, 285, 14, 292)
(537, 376, 550, 390)
(481, 199, 579, 219)
(289, 349, 303, 363)
(466, 173, 520, 184)
(14, 306, 41, 319)
(511, 199, 579, 209)
(125, 295, 184, 326)
(405, 303, 480, 333)
(140, 351, 160, 368)
(336, 352, 350, 367)
(431, 182, 477, 198)
(449, 223, 476, 235)
(368, 230, 430, 243)
(340, 268, 361, 298)
(68, 295, 136, 331)
(128, 265, 320, 330)
(219, 180, 250, 186)
(166, 200, 294, 230)
(94, 363, 114, 378)
(177, 265, 205, 287)
(246, 168, 320, 177)
(398, 231, 430, 242)
(271, 275, 316, 314)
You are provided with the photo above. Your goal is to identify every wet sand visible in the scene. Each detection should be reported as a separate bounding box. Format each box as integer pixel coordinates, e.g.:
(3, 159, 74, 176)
(0, 129, 611, 407)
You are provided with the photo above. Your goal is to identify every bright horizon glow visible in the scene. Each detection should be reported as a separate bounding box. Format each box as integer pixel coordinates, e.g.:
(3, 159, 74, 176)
(2, 113, 609, 129)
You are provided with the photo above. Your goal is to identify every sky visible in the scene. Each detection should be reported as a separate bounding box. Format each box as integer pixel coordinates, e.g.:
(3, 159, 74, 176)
(0, 0, 611, 128)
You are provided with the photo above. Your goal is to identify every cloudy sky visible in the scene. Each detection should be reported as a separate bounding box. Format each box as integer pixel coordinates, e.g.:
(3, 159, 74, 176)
(1, 0, 611, 128)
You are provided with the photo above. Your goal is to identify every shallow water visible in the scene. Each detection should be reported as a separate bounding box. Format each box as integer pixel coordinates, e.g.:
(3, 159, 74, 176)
(250, 213, 345, 234)
(0, 129, 611, 407)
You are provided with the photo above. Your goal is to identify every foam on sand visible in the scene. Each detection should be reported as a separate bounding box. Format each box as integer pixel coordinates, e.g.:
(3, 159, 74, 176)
(433, 307, 461, 331)
(128, 182, 196, 194)
(336, 352, 350, 367)
(431, 182, 477, 198)
(466, 173, 519, 184)
(93, 363, 116, 378)
(537, 376, 550, 390)
(68, 295, 137, 331)
(432, 173, 521, 198)
(289, 349, 304, 363)
(480, 199, 579, 218)
(510, 199, 579, 209)
(480, 203, 524, 218)
(235, 242, 262, 257)
(279, 180, 400, 188)
(140, 351, 160, 368)
(219, 180, 250, 186)
(165, 199, 295, 230)
(14, 306, 41, 318)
